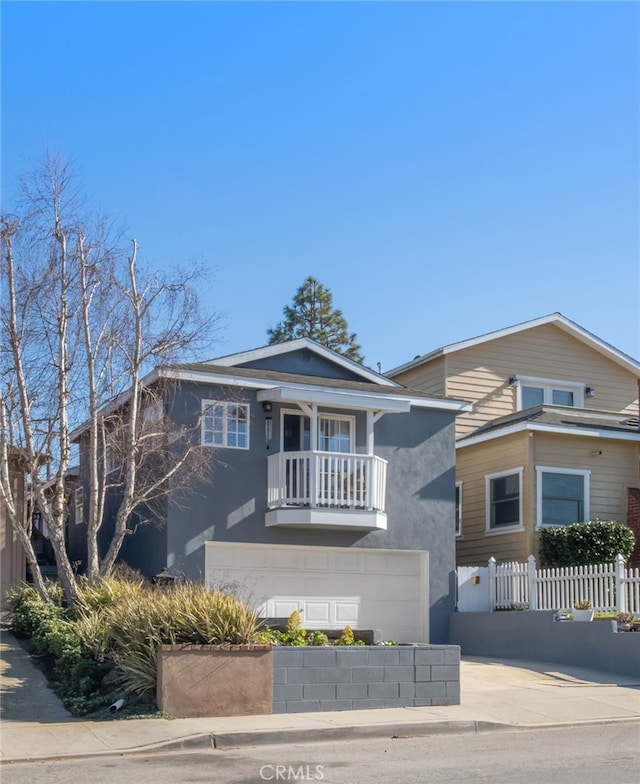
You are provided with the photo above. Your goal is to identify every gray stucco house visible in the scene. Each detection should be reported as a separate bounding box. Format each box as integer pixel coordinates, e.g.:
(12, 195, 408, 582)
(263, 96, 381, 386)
(72, 339, 470, 643)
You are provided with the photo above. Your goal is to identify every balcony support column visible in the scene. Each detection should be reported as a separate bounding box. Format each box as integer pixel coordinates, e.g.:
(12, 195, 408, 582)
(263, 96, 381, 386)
(299, 403, 317, 505)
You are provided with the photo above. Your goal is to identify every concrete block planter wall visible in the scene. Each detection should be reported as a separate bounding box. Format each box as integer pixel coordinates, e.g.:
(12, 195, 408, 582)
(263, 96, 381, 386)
(273, 645, 460, 713)
(157, 644, 461, 718)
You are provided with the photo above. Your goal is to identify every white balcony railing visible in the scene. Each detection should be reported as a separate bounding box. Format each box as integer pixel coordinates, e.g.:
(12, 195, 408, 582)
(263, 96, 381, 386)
(267, 451, 387, 512)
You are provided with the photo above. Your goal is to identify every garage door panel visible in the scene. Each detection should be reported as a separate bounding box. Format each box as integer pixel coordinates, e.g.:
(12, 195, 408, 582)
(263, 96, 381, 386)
(205, 542, 428, 643)
(272, 550, 301, 570)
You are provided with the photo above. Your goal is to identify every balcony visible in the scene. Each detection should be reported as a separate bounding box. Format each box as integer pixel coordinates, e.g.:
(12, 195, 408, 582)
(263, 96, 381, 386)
(266, 451, 388, 531)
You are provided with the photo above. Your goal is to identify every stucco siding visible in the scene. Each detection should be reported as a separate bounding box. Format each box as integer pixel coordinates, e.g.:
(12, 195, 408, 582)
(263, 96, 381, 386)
(238, 349, 370, 381)
(164, 380, 457, 642)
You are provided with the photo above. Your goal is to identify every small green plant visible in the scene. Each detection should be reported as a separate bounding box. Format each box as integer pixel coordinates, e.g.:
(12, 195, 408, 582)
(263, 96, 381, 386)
(574, 600, 593, 610)
(254, 627, 282, 644)
(337, 624, 355, 646)
(279, 609, 307, 646)
(287, 609, 303, 633)
(308, 630, 329, 646)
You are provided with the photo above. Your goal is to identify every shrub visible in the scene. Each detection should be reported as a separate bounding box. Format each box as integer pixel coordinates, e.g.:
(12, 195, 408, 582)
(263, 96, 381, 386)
(308, 630, 329, 646)
(337, 625, 355, 646)
(7, 585, 104, 715)
(101, 582, 264, 695)
(7, 585, 66, 639)
(7, 578, 265, 706)
(278, 609, 307, 646)
(539, 520, 635, 567)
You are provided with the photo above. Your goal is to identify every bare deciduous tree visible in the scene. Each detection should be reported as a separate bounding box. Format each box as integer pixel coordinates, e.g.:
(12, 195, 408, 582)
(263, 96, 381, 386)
(0, 153, 219, 603)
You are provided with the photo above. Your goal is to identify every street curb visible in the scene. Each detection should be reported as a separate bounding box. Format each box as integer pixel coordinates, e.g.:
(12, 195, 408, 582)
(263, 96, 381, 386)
(2, 716, 640, 764)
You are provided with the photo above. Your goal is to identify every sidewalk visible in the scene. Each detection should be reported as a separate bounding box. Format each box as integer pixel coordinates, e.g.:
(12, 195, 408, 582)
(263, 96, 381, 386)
(2, 630, 639, 763)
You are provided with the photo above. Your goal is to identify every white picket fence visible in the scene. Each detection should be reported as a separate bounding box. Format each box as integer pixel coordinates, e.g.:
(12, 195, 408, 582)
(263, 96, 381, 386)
(489, 554, 640, 613)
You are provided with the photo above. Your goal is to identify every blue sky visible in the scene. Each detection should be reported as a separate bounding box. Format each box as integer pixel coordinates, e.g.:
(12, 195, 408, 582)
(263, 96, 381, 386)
(2, 1, 639, 372)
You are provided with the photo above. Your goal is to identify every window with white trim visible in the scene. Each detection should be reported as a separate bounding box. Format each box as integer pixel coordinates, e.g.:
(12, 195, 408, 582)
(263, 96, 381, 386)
(105, 432, 119, 474)
(516, 376, 584, 410)
(281, 411, 355, 454)
(485, 468, 523, 532)
(75, 487, 84, 526)
(142, 401, 164, 448)
(202, 401, 250, 449)
(318, 415, 353, 453)
(455, 482, 462, 537)
(536, 466, 590, 527)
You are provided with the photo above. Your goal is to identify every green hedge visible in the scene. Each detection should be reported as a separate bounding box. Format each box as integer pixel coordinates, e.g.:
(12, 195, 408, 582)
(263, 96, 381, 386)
(539, 520, 635, 567)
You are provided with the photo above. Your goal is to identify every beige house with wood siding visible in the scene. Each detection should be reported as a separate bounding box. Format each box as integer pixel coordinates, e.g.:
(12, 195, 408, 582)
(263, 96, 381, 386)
(389, 314, 640, 566)
(1, 453, 26, 607)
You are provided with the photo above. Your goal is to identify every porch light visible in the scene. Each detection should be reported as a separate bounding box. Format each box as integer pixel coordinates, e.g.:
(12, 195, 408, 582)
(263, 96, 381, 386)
(585, 387, 596, 397)
(262, 401, 273, 412)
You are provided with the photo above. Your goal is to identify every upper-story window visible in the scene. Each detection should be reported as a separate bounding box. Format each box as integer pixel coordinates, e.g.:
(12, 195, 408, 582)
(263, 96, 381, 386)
(515, 376, 585, 410)
(105, 431, 120, 474)
(142, 401, 164, 448)
(202, 400, 250, 449)
(75, 487, 84, 526)
(318, 415, 353, 453)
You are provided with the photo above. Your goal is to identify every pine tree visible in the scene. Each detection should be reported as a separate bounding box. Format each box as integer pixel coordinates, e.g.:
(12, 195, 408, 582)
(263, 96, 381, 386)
(268, 277, 364, 362)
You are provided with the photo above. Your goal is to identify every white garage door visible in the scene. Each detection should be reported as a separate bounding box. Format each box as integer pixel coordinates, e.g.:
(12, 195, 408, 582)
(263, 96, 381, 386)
(204, 541, 429, 643)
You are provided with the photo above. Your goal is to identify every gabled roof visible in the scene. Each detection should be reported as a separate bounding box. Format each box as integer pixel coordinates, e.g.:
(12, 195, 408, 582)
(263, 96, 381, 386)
(388, 313, 640, 377)
(159, 363, 472, 413)
(204, 338, 399, 387)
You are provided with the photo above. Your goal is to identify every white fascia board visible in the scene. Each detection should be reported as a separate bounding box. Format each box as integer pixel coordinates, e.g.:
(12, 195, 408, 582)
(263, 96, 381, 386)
(70, 368, 160, 442)
(203, 338, 399, 387)
(160, 367, 270, 390)
(405, 396, 472, 413)
(389, 313, 640, 377)
(456, 421, 640, 449)
(257, 387, 411, 413)
(258, 387, 471, 414)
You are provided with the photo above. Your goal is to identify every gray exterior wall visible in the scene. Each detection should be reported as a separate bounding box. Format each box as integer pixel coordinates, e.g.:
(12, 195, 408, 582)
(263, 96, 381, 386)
(238, 348, 373, 381)
(160, 379, 457, 642)
(87, 351, 458, 642)
(450, 611, 640, 678)
(273, 645, 461, 712)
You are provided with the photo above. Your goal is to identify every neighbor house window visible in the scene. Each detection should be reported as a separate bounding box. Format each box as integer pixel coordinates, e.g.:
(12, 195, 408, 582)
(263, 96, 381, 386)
(516, 376, 584, 410)
(202, 401, 249, 449)
(455, 482, 462, 537)
(75, 487, 84, 526)
(536, 466, 590, 527)
(485, 468, 523, 533)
